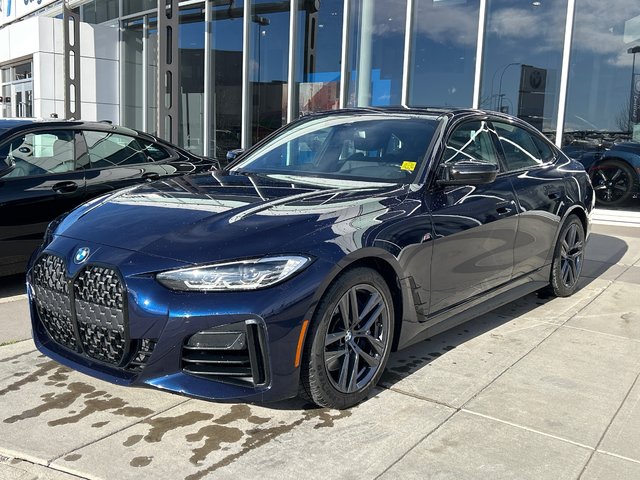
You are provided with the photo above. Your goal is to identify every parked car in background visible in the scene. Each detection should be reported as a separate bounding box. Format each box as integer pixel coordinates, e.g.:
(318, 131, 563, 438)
(0, 119, 218, 276)
(562, 131, 640, 207)
(28, 108, 593, 409)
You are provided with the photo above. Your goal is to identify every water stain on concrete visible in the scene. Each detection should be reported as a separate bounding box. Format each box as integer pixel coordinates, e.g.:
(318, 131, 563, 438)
(123, 434, 143, 447)
(130, 456, 153, 467)
(91, 421, 110, 428)
(0, 349, 38, 364)
(63, 454, 82, 462)
(184, 408, 352, 480)
(0, 361, 59, 397)
(3, 379, 153, 426)
(214, 405, 269, 426)
(140, 412, 215, 444)
(4, 382, 94, 424)
(185, 424, 244, 465)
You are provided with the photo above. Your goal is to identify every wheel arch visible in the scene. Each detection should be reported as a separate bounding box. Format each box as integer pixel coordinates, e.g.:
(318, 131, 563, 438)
(545, 205, 589, 267)
(303, 248, 414, 353)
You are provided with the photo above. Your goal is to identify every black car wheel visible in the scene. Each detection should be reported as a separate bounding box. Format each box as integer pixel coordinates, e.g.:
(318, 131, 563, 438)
(590, 159, 635, 206)
(549, 215, 585, 297)
(300, 267, 394, 409)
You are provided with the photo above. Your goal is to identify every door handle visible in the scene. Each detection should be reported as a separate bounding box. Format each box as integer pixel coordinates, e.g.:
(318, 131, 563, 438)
(547, 190, 561, 200)
(495, 200, 514, 215)
(142, 172, 160, 181)
(52, 181, 78, 194)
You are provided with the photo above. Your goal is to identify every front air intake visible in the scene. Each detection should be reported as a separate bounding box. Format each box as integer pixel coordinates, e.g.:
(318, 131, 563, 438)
(181, 320, 268, 387)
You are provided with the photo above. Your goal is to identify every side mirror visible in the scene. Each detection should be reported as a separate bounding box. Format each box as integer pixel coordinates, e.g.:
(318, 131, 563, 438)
(0, 157, 14, 177)
(226, 148, 245, 163)
(436, 161, 499, 186)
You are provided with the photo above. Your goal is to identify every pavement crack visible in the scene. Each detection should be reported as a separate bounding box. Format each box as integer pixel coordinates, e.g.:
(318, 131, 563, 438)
(372, 409, 459, 480)
(577, 370, 640, 479)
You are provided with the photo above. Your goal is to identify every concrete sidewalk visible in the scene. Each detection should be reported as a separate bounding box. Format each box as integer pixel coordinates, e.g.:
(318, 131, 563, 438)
(0, 223, 639, 480)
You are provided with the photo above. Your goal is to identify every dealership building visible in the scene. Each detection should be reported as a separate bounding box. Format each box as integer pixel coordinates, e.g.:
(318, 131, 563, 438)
(1, 0, 639, 158)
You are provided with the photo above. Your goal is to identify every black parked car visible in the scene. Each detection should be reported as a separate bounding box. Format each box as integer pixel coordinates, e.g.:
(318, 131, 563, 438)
(562, 131, 640, 207)
(0, 119, 217, 276)
(29, 108, 593, 409)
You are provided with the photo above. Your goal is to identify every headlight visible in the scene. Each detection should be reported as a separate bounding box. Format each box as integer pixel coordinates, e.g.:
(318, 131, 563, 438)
(156, 255, 312, 292)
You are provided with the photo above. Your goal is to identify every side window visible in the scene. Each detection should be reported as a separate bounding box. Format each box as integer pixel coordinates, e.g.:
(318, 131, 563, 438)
(493, 122, 553, 171)
(139, 140, 170, 161)
(0, 130, 75, 178)
(83, 131, 148, 168)
(444, 121, 499, 166)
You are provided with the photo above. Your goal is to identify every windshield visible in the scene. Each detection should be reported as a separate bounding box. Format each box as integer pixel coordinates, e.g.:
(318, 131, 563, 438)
(230, 114, 441, 183)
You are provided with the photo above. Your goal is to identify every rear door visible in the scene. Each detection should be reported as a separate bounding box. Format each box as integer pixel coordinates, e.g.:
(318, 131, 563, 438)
(425, 119, 518, 315)
(491, 121, 563, 278)
(0, 128, 85, 274)
(79, 130, 179, 199)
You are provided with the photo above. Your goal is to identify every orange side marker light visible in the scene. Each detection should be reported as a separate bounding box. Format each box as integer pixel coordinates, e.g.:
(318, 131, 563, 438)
(294, 319, 310, 368)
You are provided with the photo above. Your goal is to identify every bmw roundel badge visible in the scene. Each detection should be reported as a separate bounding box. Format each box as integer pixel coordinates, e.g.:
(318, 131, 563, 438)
(74, 247, 91, 264)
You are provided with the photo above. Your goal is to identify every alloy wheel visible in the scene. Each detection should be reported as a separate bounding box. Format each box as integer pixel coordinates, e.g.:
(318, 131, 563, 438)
(560, 222, 584, 288)
(593, 166, 632, 204)
(323, 284, 390, 394)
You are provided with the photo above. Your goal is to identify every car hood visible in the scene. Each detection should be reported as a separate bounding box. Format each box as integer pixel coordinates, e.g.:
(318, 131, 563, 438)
(55, 172, 406, 264)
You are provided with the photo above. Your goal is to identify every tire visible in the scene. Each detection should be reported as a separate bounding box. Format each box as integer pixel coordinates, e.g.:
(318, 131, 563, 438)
(590, 159, 636, 207)
(299, 267, 395, 409)
(548, 215, 585, 297)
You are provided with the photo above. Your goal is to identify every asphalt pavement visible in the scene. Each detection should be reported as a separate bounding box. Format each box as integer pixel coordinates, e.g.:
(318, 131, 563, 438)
(1, 211, 639, 479)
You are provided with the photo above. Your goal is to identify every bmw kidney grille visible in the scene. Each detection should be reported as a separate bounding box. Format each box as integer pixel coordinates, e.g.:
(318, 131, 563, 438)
(32, 254, 132, 366)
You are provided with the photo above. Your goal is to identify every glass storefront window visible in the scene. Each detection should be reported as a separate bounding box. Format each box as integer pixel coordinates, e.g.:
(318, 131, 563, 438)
(295, 0, 343, 115)
(123, 0, 156, 17)
(565, 3, 640, 142)
(122, 18, 145, 130)
(479, 0, 567, 135)
(347, 0, 407, 107)
(250, 0, 290, 144)
(210, 1, 243, 158)
(409, 0, 479, 108)
(82, 0, 119, 25)
(179, 7, 206, 156)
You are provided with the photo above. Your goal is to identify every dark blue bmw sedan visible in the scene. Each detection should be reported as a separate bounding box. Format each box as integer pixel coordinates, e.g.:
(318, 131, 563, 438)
(27, 108, 594, 408)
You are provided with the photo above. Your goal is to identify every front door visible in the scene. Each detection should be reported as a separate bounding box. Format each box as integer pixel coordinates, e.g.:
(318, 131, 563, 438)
(425, 120, 518, 315)
(0, 129, 85, 275)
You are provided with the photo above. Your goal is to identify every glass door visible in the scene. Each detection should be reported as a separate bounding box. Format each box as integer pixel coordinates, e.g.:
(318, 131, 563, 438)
(13, 81, 33, 118)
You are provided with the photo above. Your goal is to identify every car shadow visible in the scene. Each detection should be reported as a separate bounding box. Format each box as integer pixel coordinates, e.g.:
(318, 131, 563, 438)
(378, 232, 628, 393)
(266, 232, 628, 411)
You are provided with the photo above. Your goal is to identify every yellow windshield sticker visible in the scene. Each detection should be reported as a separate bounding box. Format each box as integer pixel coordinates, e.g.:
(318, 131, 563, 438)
(401, 161, 416, 172)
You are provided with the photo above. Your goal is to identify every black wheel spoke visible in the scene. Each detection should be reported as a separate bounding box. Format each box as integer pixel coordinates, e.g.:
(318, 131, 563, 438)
(347, 350, 360, 392)
(338, 294, 350, 331)
(348, 288, 359, 328)
(325, 331, 346, 346)
(357, 291, 381, 325)
(352, 342, 380, 368)
(355, 303, 384, 334)
(337, 349, 351, 391)
(362, 334, 385, 356)
(611, 169, 622, 182)
(325, 348, 346, 371)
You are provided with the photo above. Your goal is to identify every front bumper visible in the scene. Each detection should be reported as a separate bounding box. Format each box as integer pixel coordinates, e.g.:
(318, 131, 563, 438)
(28, 235, 327, 404)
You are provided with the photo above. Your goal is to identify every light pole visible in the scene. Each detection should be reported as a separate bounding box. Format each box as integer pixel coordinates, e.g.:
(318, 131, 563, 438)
(628, 46, 640, 134)
(497, 62, 521, 112)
